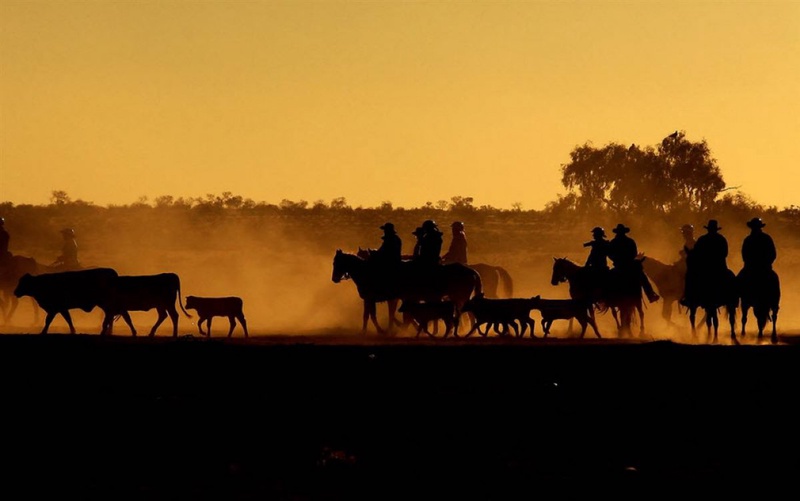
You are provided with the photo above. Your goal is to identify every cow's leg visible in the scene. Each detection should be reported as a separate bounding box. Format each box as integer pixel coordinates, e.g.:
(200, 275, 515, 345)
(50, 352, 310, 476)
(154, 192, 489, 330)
(168, 307, 179, 337)
(41, 311, 58, 335)
(388, 299, 401, 330)
(61, 310, 76, 335)
(101, 312, 114, 336)
(542, 319, 551, 337)
(578, 319, 588, 339)
(121, 312, 136, 336)
(227, 315, 236, 337)
(237, 313, 248, 338)
(150, 308, 169, 337)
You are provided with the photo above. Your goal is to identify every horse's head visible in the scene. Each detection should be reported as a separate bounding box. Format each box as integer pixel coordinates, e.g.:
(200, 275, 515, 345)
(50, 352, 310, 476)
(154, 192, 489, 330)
(356, 247, 371, 260)
(332, 249, 350, 283)
(551, 257, 570, 286)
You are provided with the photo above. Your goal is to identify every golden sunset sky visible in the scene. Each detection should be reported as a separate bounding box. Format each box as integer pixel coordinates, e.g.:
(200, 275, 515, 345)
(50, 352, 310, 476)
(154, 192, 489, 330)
(1, 0, 798, 210)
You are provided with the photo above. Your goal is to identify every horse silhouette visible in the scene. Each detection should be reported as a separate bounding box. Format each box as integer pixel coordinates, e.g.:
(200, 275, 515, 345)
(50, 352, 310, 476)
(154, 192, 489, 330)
(683, 266, 738, 343)
(737, 266, 780, 344)
(550, 257, 645, 338)
(638, 253, 685, 325)
(0, 255, 47, 325)
(332, 249, 483, 336)
(467, 263, 514, 299)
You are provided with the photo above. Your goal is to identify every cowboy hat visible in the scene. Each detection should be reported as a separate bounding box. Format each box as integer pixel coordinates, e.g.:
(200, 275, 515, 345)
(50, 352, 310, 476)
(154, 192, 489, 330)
(703, 219, 722, 232)
(746, 217, 766, 229)
(379, 222, 395, 232)
(611, 223, 630, 234)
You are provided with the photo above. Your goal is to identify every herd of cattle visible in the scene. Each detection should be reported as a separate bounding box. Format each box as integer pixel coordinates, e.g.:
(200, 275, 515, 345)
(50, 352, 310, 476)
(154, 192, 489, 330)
(9, 265, 593, 340)
(11, 268, 249, 337)
(398, 295, 595, 339)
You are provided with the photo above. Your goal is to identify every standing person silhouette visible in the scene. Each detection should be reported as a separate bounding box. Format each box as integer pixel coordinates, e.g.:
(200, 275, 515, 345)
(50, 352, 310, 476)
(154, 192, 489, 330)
(53, 227, 80, 270)
(442, 221, 468, 265)
(607, 223, 659, 303)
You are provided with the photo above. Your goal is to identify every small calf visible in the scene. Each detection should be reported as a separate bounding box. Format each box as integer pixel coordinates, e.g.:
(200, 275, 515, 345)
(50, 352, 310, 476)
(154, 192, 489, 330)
(461, 296, 536, 338)
(398, 300, 457, 338)
(185, 295, 249, 338)
(528, 295, 599, 338)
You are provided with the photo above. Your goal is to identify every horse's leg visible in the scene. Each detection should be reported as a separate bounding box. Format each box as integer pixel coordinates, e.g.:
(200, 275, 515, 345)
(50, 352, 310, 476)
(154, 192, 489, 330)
(740, 303, 748, 338)
(637, 302, 645, 337)
(689, 307, 697, 339)
(771, 308, 778, 344)
(368, 301, 384, 335)
(388, 299, 401, 330)
(361, 301, 370, 333)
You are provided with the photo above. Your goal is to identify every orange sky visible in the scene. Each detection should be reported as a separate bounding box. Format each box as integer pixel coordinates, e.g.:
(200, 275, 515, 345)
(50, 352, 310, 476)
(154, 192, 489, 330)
(1, 0, 798, 210)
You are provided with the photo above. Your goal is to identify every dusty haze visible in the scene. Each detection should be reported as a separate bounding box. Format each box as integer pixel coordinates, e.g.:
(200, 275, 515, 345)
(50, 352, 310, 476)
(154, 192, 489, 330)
(4, 210, 798, 340)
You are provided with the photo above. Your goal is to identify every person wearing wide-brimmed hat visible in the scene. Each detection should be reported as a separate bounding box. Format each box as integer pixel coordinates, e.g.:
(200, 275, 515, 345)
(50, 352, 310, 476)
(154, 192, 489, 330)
(741, 217, 776, 274)
(52, 227, 81, 270)
(607, 223, 659, 303)
(373, 222, 403, 265)
(442, 221, 468, 265)
(584, 226, 610, 270)
(688, 219, 729, 282)
(417, 220, 443, 266)
(678, 224, 696, 262)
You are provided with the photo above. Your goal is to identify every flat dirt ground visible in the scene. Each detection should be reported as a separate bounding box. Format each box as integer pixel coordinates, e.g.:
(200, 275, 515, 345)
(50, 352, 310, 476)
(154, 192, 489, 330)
(2, 329, 800, 500)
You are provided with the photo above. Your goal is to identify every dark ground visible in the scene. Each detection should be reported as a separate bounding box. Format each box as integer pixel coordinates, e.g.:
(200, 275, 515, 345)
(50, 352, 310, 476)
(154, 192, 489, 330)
(1, 333, 799, 500)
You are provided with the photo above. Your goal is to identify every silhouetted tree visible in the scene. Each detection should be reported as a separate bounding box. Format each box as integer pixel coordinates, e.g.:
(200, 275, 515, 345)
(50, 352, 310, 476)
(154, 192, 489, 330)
(560, 131, 726, 215)
(50, 190, 71, 206)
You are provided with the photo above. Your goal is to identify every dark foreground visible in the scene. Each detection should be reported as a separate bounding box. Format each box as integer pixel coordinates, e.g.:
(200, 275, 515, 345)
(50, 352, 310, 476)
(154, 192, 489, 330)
(1, 333, 799, 500)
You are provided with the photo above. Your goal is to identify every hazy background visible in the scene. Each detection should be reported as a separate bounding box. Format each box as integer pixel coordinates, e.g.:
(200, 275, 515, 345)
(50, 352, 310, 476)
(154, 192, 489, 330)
(2, 205, 797, 341)
(1, 0, 799, 211)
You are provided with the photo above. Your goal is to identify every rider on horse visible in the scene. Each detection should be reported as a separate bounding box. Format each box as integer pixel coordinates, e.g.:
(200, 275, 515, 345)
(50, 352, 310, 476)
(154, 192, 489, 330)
(0, 217, 11, 281)
(442, 221, 468, 265)
(683, 219, 730, 307)
(739, 217, 777, 282)
(583, 226, 610, 299)
(607, 223, 659, 304)
(51, 227, 81, 271)
(417, 220, 443, 267)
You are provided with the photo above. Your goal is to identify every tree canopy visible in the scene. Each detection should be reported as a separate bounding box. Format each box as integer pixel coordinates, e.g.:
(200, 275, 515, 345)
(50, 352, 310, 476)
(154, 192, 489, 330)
(560, 131, 727, 216)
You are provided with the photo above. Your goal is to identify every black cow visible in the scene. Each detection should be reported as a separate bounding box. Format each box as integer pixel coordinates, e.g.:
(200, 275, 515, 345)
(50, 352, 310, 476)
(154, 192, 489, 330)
(184, 296, 249, 338)
(101, 273, 192, 337)
(13, 268, 119, 335)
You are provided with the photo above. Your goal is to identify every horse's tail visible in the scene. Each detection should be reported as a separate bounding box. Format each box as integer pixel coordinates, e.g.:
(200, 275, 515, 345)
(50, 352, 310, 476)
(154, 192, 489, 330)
(472, 267, 484, 298)
(495, 266, 513, 298)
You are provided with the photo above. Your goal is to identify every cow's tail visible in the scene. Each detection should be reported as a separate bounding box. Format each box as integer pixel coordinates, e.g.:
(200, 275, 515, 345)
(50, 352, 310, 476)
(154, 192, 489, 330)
(176, 276, 193, 318)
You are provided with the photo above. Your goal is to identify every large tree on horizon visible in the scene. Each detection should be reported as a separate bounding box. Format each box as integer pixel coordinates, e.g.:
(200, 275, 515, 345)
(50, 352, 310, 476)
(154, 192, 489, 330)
(559, 131, 726, 215)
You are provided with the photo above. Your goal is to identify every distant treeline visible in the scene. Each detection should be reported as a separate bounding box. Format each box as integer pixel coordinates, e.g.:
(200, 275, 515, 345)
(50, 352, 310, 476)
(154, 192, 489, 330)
(3, 131, 799, 263)
(2, 190, 798, 267)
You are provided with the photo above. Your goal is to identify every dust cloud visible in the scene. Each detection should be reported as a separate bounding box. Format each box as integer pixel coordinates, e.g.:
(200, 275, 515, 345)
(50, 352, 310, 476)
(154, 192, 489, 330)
(4, 210, 798, 339)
